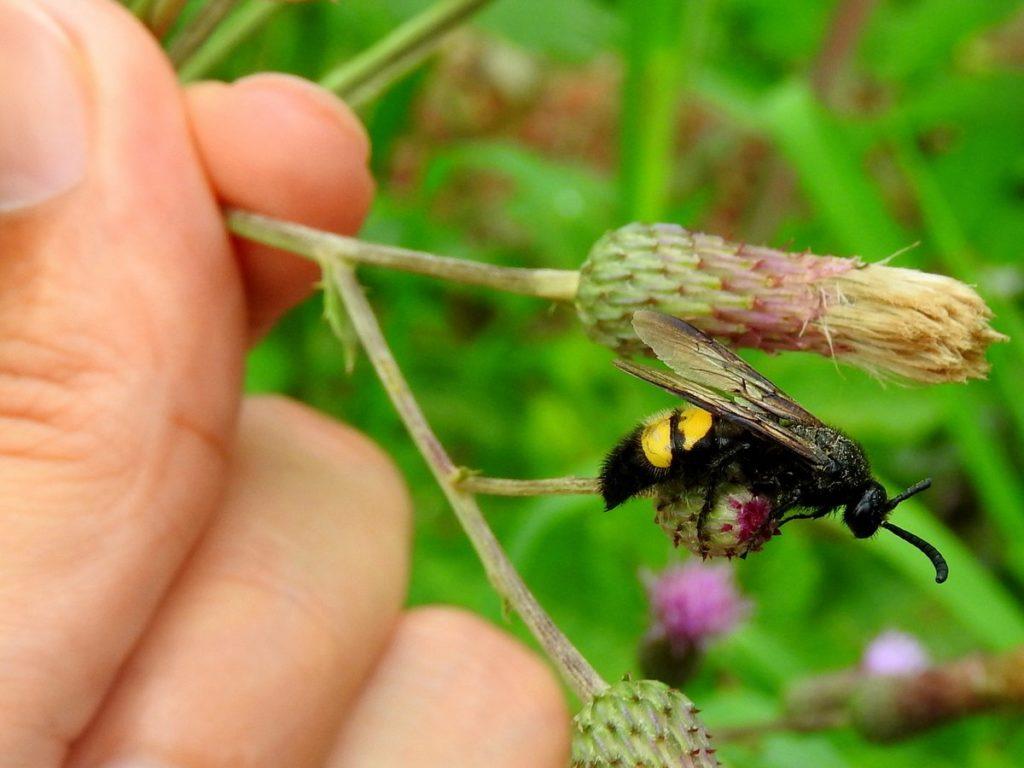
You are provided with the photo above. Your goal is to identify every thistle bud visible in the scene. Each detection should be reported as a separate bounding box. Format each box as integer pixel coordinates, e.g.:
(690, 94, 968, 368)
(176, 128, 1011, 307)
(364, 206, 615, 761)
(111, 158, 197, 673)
(572, 679, 719, 768)
(785, 630, 937, 740)
(861, 630, 931, 677)
(654, 482, 776, 558)
(576, 223, 1005, 383)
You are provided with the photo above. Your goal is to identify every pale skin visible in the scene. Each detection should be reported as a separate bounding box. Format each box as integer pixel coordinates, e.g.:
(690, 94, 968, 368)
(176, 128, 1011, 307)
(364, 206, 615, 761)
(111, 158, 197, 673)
(0, 1, 570, 766)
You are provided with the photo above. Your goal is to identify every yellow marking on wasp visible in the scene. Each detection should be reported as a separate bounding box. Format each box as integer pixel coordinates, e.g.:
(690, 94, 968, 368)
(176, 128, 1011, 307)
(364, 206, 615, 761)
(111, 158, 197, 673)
(641, 416, 673, 468)
(678, 406, 713, 450)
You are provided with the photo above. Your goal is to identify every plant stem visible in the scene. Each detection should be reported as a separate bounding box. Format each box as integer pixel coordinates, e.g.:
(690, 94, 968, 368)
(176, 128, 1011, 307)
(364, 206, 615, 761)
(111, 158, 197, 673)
(337, 43, 437, 111)
(149, 0, 189, 38)
(325, 262, 606, 701)
(227, 209, 580, 301)
(717, 713, 848, 743)
(620, 0, 682, 221)
(167, 0, 242, 67)
(178, 1, 282, 81)
(721, 647, 1024, 743)
(129, 0, 159, 22)
(457, 474, 601, 497)
(746, 0, 877, 241)
(810, 0, 877, 104)
(320, 0, 496, 97)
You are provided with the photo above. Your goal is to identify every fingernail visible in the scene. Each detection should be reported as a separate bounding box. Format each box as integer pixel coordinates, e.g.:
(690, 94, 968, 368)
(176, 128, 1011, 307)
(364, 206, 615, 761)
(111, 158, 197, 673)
(0, 0, 88, 212)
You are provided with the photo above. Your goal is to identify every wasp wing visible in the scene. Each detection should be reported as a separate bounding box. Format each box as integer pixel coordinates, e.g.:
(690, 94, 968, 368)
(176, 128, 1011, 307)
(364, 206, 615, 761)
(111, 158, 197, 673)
(632, 311, 824, 426)
(613, 359, 826, 465)
(619, 310, 830, 466)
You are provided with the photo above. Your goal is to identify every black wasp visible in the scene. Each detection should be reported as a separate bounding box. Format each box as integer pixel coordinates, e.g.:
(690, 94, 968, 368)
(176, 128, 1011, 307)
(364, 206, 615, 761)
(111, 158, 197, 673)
(600, 310, 948, 583)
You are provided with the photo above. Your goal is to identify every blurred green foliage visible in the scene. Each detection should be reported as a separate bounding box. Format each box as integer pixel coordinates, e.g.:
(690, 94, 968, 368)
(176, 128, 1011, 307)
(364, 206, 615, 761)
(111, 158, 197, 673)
(179, 0, 1024, 764)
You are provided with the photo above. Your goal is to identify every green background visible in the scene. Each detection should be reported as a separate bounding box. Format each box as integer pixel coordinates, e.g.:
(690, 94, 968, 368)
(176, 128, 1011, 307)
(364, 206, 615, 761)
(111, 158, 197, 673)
(170, 1, 1024, 765)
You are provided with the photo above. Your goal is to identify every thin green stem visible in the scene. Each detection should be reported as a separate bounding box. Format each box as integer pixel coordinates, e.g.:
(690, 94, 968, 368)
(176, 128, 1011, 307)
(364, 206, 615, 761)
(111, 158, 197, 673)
(717, 713, 849, 743)
(320, 0, 496, 98)
(620, 1, 679, 221)
(178, 2, 282, 82)
(457, 474, 601, 497)
(167, 0, 242, 68)
(339, 44, 438, 111)
(620, 0, 710, 221)
(149, 0, 189, 38)
(325, 262, 606, 701)
(810, 0, 877, 102)
(227, 209, 580, 301)
(129, 0, 158, 21)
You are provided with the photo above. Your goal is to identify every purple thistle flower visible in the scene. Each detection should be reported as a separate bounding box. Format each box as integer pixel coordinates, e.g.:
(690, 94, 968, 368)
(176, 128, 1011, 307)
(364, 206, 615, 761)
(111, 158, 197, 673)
(646, 561, 750, 651)
(861, 630, 931, 676)
(729, 492, 773, 545)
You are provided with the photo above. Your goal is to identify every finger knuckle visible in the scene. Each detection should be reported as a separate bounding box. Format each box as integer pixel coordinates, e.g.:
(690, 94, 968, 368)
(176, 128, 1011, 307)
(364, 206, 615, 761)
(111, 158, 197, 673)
(0, 324, 145, 471)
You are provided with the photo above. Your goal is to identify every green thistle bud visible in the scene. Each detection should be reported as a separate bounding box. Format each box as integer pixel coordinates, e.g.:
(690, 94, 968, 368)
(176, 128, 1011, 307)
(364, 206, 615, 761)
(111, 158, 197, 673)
(576, 223, 1005, 383)
(572, 679, 719, 768)
(654, 481, 777, 559)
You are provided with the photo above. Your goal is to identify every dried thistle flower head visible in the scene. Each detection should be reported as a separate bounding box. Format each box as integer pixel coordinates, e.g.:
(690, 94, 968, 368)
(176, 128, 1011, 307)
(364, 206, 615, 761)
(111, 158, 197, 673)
(861, 630, 931, 676)
(654, 481, 777, 558)
(576, 223, 1006, 383)
(572, 679, 719, 768)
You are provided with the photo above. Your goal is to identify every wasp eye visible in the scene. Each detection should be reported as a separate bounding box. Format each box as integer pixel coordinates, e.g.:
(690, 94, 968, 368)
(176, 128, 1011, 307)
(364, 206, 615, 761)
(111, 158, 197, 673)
(845, 483, 888, 538)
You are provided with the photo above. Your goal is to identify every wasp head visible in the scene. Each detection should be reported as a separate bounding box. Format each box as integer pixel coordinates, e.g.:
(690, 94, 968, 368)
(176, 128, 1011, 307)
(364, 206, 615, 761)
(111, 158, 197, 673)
(844, 478, 948, 583)
(844, 481, 889, 538)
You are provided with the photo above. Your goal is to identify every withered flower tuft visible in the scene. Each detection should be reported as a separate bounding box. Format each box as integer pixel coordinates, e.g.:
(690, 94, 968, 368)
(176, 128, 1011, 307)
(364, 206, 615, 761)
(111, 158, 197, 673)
(576, 223, 1005, 383)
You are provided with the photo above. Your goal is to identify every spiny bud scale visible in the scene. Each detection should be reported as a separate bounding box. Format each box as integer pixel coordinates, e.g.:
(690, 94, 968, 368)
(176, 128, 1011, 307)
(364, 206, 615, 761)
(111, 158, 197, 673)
(572, 679, 719, 768)
(654, 481, 777, 558)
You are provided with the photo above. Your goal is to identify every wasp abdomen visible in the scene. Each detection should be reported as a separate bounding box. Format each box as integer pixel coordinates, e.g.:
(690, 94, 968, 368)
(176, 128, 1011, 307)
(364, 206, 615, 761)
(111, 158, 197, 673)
(601, 406, 715, 510)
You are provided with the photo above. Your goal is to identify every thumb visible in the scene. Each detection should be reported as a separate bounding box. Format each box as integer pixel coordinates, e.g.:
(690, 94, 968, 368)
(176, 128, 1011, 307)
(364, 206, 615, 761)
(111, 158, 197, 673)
(0, 0, 245, 762)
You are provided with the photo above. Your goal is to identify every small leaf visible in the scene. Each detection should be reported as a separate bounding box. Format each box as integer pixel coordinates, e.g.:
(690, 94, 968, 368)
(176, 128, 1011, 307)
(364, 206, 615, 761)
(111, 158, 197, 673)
(320, 263, 359, 375)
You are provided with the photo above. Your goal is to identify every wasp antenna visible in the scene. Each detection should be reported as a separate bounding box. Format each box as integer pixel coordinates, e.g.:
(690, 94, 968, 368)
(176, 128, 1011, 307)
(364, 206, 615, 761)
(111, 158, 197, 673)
(886, 478, 933, 510)
(882, 522, 948, 583)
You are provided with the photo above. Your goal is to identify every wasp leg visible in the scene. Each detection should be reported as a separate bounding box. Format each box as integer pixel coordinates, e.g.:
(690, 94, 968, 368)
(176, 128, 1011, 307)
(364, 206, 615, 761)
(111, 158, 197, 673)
(696, 473, 721, 559)
(779, 506, 833, 526)
(707, 441, 750, 472)
(695, 442, 750, 557)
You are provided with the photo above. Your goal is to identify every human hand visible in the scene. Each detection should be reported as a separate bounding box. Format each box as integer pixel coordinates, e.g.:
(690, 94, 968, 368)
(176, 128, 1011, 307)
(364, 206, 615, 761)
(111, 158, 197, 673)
(0, 1, 569, 765)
